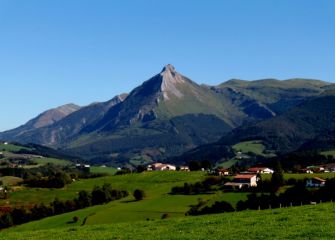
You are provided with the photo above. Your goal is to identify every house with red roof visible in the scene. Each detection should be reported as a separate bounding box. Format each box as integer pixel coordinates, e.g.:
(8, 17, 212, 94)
(224, 174, 258, 189)
(247, 167, 274, 174)
(306, 177, 326, 188)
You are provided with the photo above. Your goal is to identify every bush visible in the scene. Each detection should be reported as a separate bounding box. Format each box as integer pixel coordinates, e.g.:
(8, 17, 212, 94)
(73, 216, 79, 223)
(133, 189, 145, 201)
(161, 213, 170, 219)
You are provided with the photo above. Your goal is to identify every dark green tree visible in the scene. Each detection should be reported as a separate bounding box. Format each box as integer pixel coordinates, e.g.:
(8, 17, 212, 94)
(271, 161, 284, 192)
(133, 189, 145, 201)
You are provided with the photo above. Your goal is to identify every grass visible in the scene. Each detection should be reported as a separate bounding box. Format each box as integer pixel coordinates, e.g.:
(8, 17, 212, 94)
(0, 143, 30, 152)
(3, 203, 335, 239)
(232, 140, 276, 157)
(0, 171, 248, 229)
(261, 173, 335, 181)
(33, 157, 71, 166)
(0, 176, 23, 186)
(90, 166, 117, 175)
(321, 150, 335, 158)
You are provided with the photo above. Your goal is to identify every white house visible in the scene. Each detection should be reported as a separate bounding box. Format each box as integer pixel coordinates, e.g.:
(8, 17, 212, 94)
(147, 163, 176, 171)
(248, 167, 274, 174)
(216, 168, 230, 176)
(306, 177, 326, 188)
(179, 166, 190, 171)
(224, 174, 258, 189)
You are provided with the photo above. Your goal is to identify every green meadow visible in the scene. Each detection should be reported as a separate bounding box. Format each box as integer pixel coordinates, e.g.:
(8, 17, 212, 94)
(232, 140, 276, 157)
(2, 203, 335, 240)
(0, 171, 249, 231)
(261, 172, 335, 181)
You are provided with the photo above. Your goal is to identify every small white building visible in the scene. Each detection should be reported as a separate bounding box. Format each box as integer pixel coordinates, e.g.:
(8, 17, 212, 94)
(224, 174, 258, 189)
(179, 166, 190, 171)
(248, 167, 274, 174)
(306, 177, 326, 188)
(147, 163, 176, 171)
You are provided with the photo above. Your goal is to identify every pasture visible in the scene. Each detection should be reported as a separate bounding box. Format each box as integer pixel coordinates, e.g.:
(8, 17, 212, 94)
(2, 203, 335, 240)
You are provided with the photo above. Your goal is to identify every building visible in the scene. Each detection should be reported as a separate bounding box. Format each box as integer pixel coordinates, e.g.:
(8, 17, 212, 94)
(300, 168, 314, 174)
(247, 167, 274, 174)
(216, 168, 230, 176)
(179, 166, 190, 171)
(147, 163, 176, 171)
(306, 177, 326, 188)
(224, 174, 258, 189)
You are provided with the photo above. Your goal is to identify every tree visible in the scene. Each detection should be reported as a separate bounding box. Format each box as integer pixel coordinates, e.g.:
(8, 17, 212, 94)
(133, 189, 145, 201)
(76, 190, 91, 208)
(188, 161, 201, 171)
(271, 161, 284, 192)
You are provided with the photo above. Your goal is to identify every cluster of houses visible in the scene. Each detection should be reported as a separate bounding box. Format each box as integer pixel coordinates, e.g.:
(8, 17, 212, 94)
(300, 164, 335, 174)
(222, 167, 274, 189)
(146, 163, 189, 171)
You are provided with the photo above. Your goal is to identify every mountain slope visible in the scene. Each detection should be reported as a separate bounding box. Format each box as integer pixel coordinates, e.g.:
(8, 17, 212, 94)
(0, 65, 333, 165)
(177, 91, 335, 164)
(2, 94, 128, 146)
(0, 104, 80, 141)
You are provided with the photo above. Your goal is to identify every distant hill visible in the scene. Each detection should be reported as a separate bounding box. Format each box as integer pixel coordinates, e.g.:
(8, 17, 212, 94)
(0, 65, 332, 165)
(177, 91, 335, 164)
(0, 104, 80, 141)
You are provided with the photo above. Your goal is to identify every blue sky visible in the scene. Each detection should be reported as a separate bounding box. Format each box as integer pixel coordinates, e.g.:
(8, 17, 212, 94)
(0, 0, 334, 131)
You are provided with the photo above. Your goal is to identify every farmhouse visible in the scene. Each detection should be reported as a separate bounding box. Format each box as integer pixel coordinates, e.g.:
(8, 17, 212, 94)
(224, 174, 258, 189)
(247, 167, 274, 174)
(300, 168, 314, 174)
(306, 177, 326, 188)
(179, 166, 190, 171)
(216, 168, 230, 176)
(147, 163, 176, 171)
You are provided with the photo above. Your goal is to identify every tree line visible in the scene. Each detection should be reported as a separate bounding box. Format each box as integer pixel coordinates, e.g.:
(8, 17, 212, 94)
(0, 183, 128, 229)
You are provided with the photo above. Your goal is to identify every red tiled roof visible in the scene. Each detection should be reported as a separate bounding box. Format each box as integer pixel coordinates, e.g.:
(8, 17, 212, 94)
(248, 167, 266, 171)
(234, 174, 256, 179)
(313, 177, 326, 182)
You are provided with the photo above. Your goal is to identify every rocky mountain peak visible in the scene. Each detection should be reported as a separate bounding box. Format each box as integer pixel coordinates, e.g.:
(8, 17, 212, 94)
(159, 64, 185, 100)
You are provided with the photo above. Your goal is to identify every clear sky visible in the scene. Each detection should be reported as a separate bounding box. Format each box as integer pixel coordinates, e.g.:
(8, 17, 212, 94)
(0, 0, 334, 131)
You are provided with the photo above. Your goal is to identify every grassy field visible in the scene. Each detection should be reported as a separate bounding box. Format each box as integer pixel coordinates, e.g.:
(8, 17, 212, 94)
(0, 143, 29, 152)
(2, 203, 335, 239)
(0, 176, 23, 186)
(261, 172, 335, 181)
(32, 157, 71, 166)
(232, 140, 276, 157)
(321, 150, 335, 158)
(90, 166, 117, 175)
(0, 171, 248, 229)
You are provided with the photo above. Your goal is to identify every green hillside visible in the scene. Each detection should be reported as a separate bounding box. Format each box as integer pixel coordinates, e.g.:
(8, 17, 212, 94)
(0, 171, 246, 220)
(2, 203, 335, 239)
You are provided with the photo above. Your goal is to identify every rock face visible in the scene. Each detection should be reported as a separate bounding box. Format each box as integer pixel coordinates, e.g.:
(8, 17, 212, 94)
(160, 64, 185, 100)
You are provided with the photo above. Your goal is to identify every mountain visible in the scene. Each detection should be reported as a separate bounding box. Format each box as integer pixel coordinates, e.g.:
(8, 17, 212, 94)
(0, 94, 128, 146)
(177, 90, 335, 164)
(0, 104, 80, 140)
(0, 65, 333, 166)
(210, 78, 330, 124)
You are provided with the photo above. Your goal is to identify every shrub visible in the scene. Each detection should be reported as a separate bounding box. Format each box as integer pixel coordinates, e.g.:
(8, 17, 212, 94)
(133, 189, 145, 201)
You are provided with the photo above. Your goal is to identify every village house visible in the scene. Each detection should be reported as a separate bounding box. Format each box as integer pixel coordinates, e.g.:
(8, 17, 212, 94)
(179, 166, 190, 171)
(300, 168, 314, 174)
(147, 163, 176, 171)
(224, 174, 258, 189)
(216, 168, 230, 176)
(306, 177, 326, 188)
(247, 167, 274, 174)
(307, 166, 325, 173)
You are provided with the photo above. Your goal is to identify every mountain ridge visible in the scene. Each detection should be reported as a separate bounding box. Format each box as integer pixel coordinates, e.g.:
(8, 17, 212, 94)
(0, 65, 333, 165)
